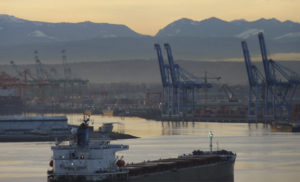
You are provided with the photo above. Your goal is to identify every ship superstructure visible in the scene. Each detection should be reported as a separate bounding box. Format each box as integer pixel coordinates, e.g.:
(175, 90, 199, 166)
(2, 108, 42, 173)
(48, 113, 129, 182)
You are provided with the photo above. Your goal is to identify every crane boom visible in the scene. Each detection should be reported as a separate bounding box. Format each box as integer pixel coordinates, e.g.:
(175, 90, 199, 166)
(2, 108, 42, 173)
(10, 60, 24, 79)
(258, 32, 273, 84)
(164, 43, 179, 87)
(241, 41, 256, 87)
(34, 50, 52, 80)
(10, 60, 36, 81)
(154, 44, 168, 87)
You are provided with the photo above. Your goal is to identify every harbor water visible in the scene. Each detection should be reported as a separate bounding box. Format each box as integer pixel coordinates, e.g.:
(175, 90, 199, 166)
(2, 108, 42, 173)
(0, 114, 300, 182)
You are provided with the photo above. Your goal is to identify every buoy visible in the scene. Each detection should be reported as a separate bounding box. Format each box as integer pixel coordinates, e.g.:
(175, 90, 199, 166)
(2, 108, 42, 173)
(116, 160, 125, 167)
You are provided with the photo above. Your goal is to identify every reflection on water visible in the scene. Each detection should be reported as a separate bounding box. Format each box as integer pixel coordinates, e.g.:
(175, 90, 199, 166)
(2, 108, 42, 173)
(0, 115, 300, 182)
(67, 114, 272, 138)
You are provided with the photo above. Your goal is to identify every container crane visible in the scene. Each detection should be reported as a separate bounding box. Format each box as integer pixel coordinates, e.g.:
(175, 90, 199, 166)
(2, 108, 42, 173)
(200, 71, 221, 105)
(258, 32, 300, 119)
(62, 49, 72, 80)
(154, 44, 172, 116)
(10, 59, 60, 106)
(163, 43, 181, 116)
(10, 60, 30, 103)
(34, 50, 51, 81)
(154, 43, 211, 117)
(154, 44, 170, 88)
(10, 60, 25, 80)
(10, 60, 37, 82)
(241, 41, 266, 118)
(164, 43, 210, 89)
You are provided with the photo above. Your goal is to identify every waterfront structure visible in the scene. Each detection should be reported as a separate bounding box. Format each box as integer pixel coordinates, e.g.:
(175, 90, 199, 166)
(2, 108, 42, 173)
(0, 115, 69, 141)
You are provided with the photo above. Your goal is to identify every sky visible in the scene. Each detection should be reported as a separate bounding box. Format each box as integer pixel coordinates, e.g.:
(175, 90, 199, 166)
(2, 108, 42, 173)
(1, 0, 299, 35)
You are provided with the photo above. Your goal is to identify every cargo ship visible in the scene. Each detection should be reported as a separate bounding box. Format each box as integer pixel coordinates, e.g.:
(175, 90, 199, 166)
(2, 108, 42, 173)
(47, 113, 236, 182)
(0, 115, 69, 142)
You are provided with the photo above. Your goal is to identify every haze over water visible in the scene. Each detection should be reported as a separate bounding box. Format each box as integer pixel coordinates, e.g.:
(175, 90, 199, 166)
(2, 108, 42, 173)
(0, 115, 300, 182)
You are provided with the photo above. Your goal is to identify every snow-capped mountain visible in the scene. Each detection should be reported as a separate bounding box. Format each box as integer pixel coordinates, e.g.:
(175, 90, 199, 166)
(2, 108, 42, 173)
(0, 15, 299, 63)
(156, 17, 300, 40)
(0, 14, 142, 45)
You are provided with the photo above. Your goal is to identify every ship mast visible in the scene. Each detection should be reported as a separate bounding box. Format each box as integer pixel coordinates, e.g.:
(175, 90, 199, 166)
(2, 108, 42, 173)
(209, 131, 214, 153)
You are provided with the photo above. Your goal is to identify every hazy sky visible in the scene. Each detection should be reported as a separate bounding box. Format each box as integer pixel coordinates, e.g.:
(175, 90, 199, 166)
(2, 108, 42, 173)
(1, 0, 299, 35)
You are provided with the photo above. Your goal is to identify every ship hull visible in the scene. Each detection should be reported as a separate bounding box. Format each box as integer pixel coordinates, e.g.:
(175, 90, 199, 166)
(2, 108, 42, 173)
(48, 157, 235, 182)
(48, 171, 128, 182)
(129, 159, 234, 182)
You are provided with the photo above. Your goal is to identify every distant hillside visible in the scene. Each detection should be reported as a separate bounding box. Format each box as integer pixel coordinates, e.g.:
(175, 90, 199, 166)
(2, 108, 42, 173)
(63, 60, 300, 85)
(1, 60, 300, 85)
(0, 36, 299, 64)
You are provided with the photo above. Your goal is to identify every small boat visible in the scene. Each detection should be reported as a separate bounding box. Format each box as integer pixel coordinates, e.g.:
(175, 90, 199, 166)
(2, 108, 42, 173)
(270, 121, 300, 132)
(102, 109, 114, 116)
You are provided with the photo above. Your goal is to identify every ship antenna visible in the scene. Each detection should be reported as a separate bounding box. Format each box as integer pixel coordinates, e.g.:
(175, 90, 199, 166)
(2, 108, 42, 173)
(209, 131, 214, 153)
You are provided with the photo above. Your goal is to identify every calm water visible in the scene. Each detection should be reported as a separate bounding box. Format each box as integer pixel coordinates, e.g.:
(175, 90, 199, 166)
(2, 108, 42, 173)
(0, 115, 300, 182)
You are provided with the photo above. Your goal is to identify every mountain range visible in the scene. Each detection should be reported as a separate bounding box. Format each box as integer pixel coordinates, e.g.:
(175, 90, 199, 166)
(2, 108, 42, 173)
(0, 14, 300, 64)
(156, 17, 300, 40)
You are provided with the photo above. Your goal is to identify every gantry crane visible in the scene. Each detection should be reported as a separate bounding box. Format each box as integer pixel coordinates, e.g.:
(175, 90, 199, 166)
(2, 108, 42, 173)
(154, 43, 211, 117)
(154, 44, 172, 116)
(59, 49, 88, 101)
(241, 41, 266, 118)
(34, 50, 51, 81)
(164, 43, 212, 116)
(61, 49, 72, 80)
(258, 32, 300, 119)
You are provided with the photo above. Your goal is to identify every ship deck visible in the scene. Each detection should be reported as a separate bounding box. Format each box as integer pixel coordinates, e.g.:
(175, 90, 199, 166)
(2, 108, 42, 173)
(126, 153, 235, 176)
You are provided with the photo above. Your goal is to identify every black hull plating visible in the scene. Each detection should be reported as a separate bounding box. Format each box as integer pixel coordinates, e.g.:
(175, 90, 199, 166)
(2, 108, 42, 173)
(48, 155, 235, 182)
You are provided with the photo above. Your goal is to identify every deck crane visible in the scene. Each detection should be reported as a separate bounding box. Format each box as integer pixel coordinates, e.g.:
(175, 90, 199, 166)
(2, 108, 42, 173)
(162, 43, 211, 116)
(241, 41, 266, 118)
(258, 32, 300, 119)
